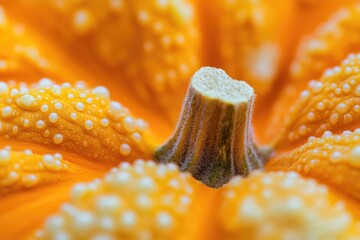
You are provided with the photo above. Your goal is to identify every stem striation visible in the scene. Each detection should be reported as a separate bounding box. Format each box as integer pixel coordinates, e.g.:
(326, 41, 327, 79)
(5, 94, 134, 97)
(155, 67, 267, 188)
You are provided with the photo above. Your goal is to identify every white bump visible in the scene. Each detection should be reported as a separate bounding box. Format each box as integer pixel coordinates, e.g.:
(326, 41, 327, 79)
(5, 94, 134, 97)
(119, 143, 131, 156)
(356, 86, 360, 96)
(20, 94, 35, 107)
(39, 78, 53, 88)
(76, 102, 85, 111)
(0, 82, 8, 94)
(123, 116, 136, 132)
(53, 134, 64, 144)
(10, 89, 19, 97)
(23, 119, 30, 128)
(316, 102, 325, 111)
(55, 102, 63, 110)
(109, 101, 122, 119)
(0, 149, 10, 164)
(49, 113, 59, 123)
(286, 196, 303, 211)
(138, 177, 155, 190)
(72, 211, 96, 234)
(136, 119, 147, 131)
(24, 150, 33, 155)
(51, 85, 61, 96)
(86, 98, 93, 104)
(85, 120, 94, 130)
(62, 83, 71, 88)
(307, 112, 315, 121)
(100, 118, 109, 127)
(36, 120, 45, 129)
(71, 183, 88, 201)
(330, 151, 342, 163)
(2, 106, 12, 117)
(132, 133, 142, 143)
(70, 112, 77, 120)
(136, 194, 152, 210)
(41, 104, 49, 112)
(43, 154, 55, 168)
(12, 125, 18, 134)
(22, 174, 38, 187)
(120, 210, 137, 228)
(349, 146, 360, 167)
(96, 195, 121, 213)
(92, 86, 110, 98)
(156, 211, 173, 230)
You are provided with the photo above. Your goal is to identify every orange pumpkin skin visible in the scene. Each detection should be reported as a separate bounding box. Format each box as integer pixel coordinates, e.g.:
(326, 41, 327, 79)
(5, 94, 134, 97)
(0, 0, 201, 140)
(1, 1, 360, 240)
(260, 1, 360, 143)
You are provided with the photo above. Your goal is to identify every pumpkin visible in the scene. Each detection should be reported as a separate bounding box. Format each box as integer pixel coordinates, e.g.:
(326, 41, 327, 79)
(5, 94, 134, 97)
(1, 0, 360, 239)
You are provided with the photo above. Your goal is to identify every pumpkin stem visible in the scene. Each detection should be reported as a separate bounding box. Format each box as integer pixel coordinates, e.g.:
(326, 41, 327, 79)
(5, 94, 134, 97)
(155, 67, 270, 188)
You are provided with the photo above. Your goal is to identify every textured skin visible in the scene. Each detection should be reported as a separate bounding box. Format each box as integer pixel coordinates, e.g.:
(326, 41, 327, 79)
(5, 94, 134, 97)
(1, 1, 360, 240)
(0, 0, 200, 124)
(0, 80, 153, 239)
(34, 168, 360, 240)
(0, 7, 174, 141)
(268, 129, 360, 201)
(265, 4, 360, 142)
(0, 147, 82, 194)
(34, 160, 210, 240)
(274, 54, 360, 150)
(214, 171, 360, 240)
(0, 80, 151, 162)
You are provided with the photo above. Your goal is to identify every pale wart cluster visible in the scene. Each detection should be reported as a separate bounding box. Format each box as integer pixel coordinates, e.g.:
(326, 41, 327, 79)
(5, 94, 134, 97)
(0, 146, 76, 192)
(14, 0, 199, 109)
(270, 129, 360, 201)
(290, 4, 360, 84)
(306, 129, 360, 168)
(0, 79, 149, 162)
(35, 160, 196, 240)
(280, 53, 360, 144)
(269, 4, 360, 146)
(219, 171, 354, 239)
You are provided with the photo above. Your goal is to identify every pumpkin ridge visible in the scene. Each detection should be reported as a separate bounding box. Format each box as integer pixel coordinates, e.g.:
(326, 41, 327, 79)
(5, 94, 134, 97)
(274, 54, 360, 150)
(0, 80, 152, 164)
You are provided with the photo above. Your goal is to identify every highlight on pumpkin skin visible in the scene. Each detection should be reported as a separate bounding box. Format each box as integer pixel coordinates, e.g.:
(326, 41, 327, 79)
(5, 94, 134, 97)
(215, 171, 358, 239)
(155, 67, 268, 188)
(1, 0, 200, 123)
(289, 0, 357, 41)
(0, 146, 83, 194)
(0, 6, 75, 83)
(0, 79, 152, 163)
(274, 54, 360, 150)
(268, 129, 360, 201)
(291, 4, 360, 91)
(34, 160, 206, 240)
(196, 0, 294, 95)
(267, 4, 360, 141)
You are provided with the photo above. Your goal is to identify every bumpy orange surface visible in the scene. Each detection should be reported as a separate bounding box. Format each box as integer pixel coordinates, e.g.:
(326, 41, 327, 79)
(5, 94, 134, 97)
(1, 1, 360, 240)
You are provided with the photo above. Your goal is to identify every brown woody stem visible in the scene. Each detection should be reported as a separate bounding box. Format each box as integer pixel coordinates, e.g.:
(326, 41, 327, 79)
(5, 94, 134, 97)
(155, 67, 268, 188)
